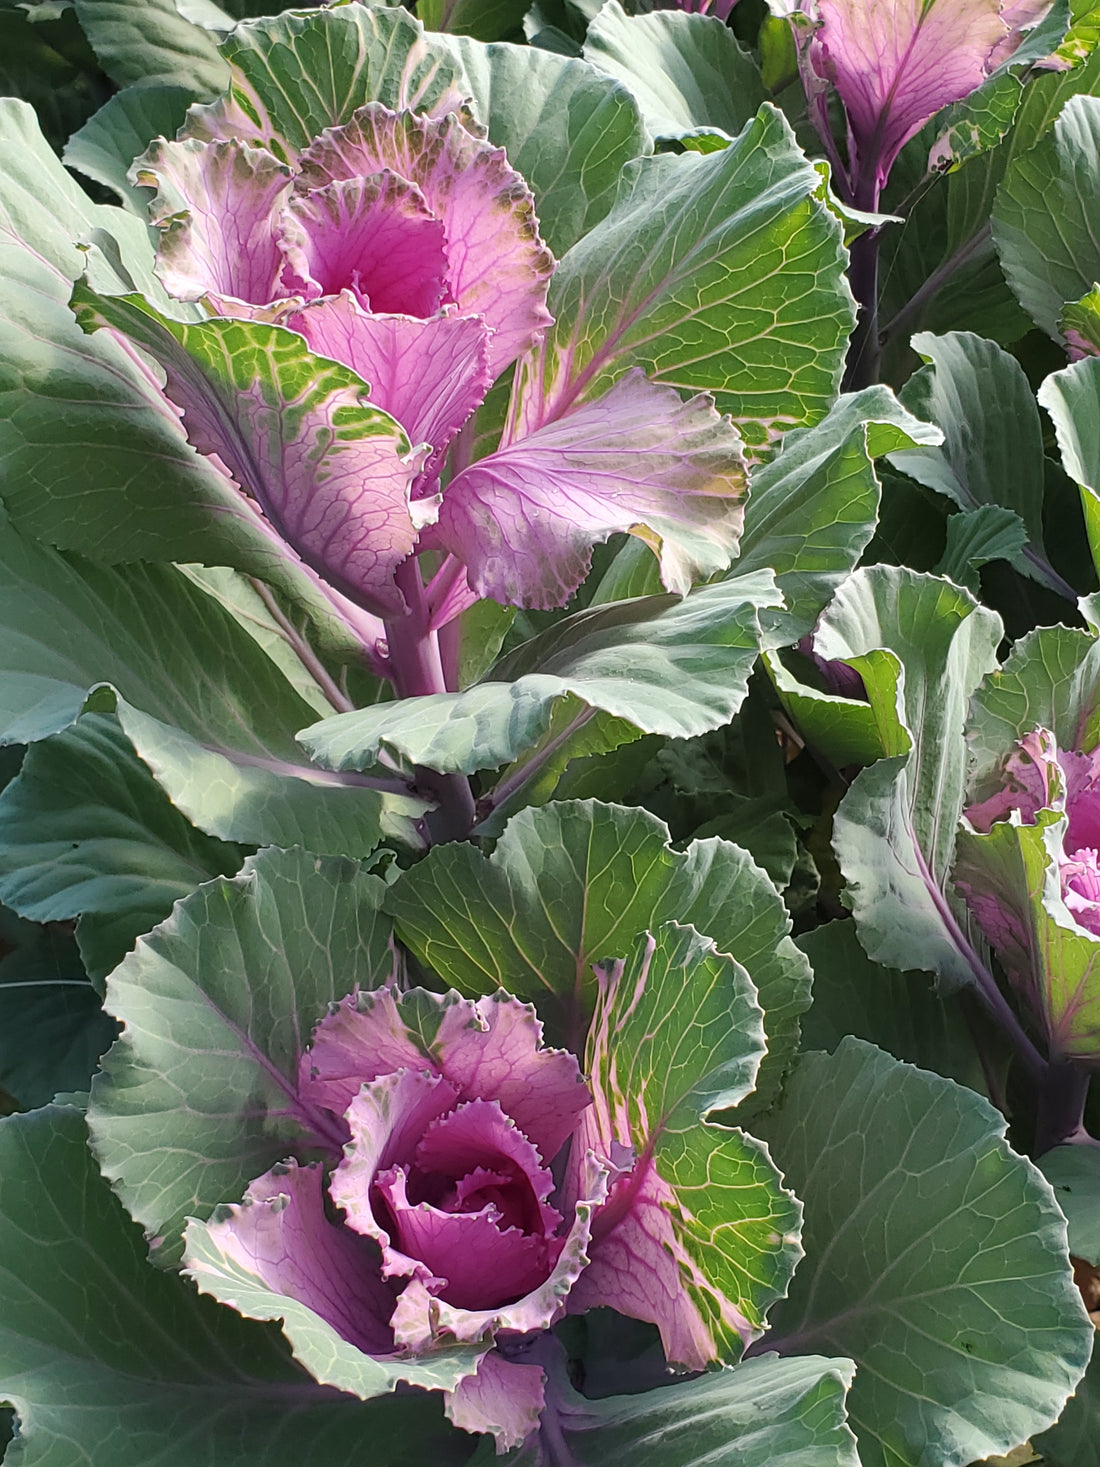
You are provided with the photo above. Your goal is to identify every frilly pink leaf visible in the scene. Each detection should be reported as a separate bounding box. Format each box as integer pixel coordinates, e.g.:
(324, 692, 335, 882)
(445, 1350, 547, 1452)
(279, 174, 450, 316)
(289, 295, 493, 482)
(297, 104, 555, 374)
(812, 0, 1008, 198)
(434, 368, 748, 610)
(301, 987, 591, 1163)
(190, 1159, 397, 1355)
(135, 137, 292, 311)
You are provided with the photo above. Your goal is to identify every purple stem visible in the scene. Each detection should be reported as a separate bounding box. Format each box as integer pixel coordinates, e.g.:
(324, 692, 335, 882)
(914, 843, 1048, 1080)
(382, 557, 476, 843)
(843, 170, 883, 390)
(1035, 1060, 1093, 1155)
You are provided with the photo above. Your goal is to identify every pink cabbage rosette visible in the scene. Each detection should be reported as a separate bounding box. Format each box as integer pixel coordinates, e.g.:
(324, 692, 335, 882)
(183, 987, 611, 1449)
(965, 727, 1100, 937)
(957, 727, 1100, 1065)
(128, 100, 747, 626)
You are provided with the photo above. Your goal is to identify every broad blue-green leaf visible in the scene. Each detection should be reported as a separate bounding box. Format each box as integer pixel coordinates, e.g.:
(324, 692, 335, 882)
(185, 3, 465, 156)
(0, 714, 243, 982)
(735, 385, 943, 642)
(993, 95, 1100, 340)
(417, 0, 528, 41)
(298, 572, 782, 776)
(890, 331, 1072, 596)
(63, 83, 195, 211)
(765, 649, 901, 770)
(0, 99, 324, 597)
(581, 3, 766, 146)
(87, 847, 397, 1264)
(934, 505, 1029, 591)
(514, 103, 855, 454)
(1033, 1344, 1100, 1467)
(0, 918, 115, 1110)
(73, 0, 227, 93)
(0, 1104, 476, 1467)
(955, 807, 1100, 1063)
(1040, 355, 1100, 580)
(0, 520, 423, 854)
(387, 799, 811, 1116)
(824, 568, 1003, 988)
(755, 1038, 1094, 1467)
(797, 921, 993, 1095)
(1040, 1145, 1100, 1264)
(473, 1351, 860, 1467)
(581, 923, 801, 1363)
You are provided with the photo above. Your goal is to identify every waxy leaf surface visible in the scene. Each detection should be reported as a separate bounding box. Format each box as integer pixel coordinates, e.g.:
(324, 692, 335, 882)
(571, 923, 801, 1368)
(514, 103, 854, 452)
(387, 800, 811, 1116)
(756, 1038, 1093, 1467)
(87, 847, 396, 1263)
(0, 1104, 474, 1467)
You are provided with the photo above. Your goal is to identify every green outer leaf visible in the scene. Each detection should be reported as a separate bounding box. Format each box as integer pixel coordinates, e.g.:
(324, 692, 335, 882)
(967, 622, 1100, 797)
(87, 847, 397, 1264)
(934, 504, 1028, 590)
(1040, 355, 1100, 582)
(823, 568, 1002, 987)
(298, 572, 782, 774)
(889, 331, 1066, 595)
(386, 799, 811, 1117)
(428, 32, 650, 258)
(73, 0, 227, 93)
(0, 1105, 475, 1467)
(735, 385, 942, 644)
(1039, 1144, 1100, 1263)
(476, 1351, 860, 1467)
(587, 923, 801, 1357)
(0, 521, 422, 854)
(516, 103, 855, 453)
(797, 921, 993, 1095)
(63, 83, 196, 211)
(927, 71, 1023, 173)
(0, 713, 243, 981)
(1032, 1342, 1100, 1467)
(0, 923, 116, 1110)
(0, 99, 344, 614)
(756, 1037, 1094, 1467)
(190, 3, 466, 156)
(954, 808, 1100, 1063)
(183, 1210, 486, 1401)
(993, 94, 1100, 340)
(581, 2, 766, 146)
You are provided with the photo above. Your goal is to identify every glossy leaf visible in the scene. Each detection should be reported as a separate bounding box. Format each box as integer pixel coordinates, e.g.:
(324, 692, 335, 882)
(825, 568, 1003, 988)
(0, 520, 423, 853)
(63, 83, 195, 211)
(0, 1104, 474, 1467)
(993, 94, 1100, 340)
(1040, 355, 1100, 583)
(72, 0, 227, 95)
(1039, 1144, 1100, 1264)
(581, 3, 766, 145)
(387, 799, 811, 1116)
(889, 330, 1070, 596)
(299, 571, 781, 774)
(0, 713, 242, 981)
(514, 103, 854, 453)
(571, 923, 801, 1367)
(934, 504, 1028, 591)
(756, 1038, 1094, 1467)
(1063, 284, 1100, 359)
(87, 847, 397, 1263)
